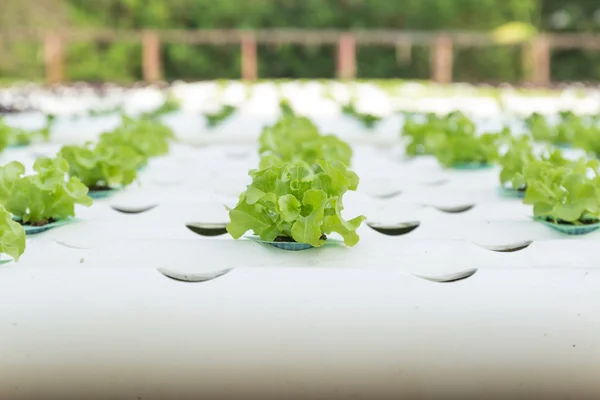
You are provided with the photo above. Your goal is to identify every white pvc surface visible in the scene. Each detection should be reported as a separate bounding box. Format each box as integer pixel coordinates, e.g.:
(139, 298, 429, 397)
(0, 81, 599, 400)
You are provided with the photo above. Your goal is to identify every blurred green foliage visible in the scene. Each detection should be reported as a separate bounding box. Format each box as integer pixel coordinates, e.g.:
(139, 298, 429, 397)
(1, 0, 600, 82)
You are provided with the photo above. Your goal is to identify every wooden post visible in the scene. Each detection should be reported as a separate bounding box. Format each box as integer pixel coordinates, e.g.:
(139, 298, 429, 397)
(337, 33, 356, 80)
(396, 38, 412, 65)
(431, 34, 453, 83)
(142, 31, 161, 82)
(241, 33, 257, 81)
(531, 35, 550, 85)
(44, 33, 63, 84)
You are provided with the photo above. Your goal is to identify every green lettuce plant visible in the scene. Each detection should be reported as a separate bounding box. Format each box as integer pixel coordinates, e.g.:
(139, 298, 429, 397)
(0, 157, 93, 225)
(141, 95, 180, 119)
(227, 158, 366, 247)
(59, 142, 143, 190)
(0, 204, 26, 261)
(259, 116, 352, 167)
(401, 112, 475, 156)
(342, 102, 381, 129)
(499, 136, 535, 190)
(430, 129, 505, 168)
(525, 112, 586, 146)
(0, 116, 52, 147)
(523, 157, 600, 224)
(573, 123, 600, 157)
(204, 105, 236, 128)
(99, 115, 174, 159)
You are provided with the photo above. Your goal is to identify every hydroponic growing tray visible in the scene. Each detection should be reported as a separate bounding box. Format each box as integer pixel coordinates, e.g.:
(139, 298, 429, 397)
(0, 81, 598, 400)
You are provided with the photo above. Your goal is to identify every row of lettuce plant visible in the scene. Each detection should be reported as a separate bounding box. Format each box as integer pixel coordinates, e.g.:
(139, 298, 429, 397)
(226, 115, 365, 249)
(279, 95, 381, 130)
(499, 135, 600, 233)
(402, 111, 508, 168)
(0, 115, 55, 150)
(0, 114, 175, 262)
(60, 115, 173, 196)
(402, 110, 600, 234)
(526, 112, 600, 160)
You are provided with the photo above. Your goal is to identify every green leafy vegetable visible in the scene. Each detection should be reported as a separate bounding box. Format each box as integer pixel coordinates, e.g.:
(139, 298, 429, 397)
(499, 135, 535, 190)
(0, 157, 93, 224)
(259, 115, 352, 167)
(204, 105, 236, 128)
(342, 102, 381, 129)
(574, 128, 600, 156)
(279, 99, 295, 117)
(227, 158, 365, 247)
(430, 129, 506, 168)
(401, 112, 476, 157)
(99, 115, 174, 160)
(0, 117, 52, 147)
(141, 96, 180, 119)
(523, 157, 600, 224)
(60, 142, 143, 190)
(0, 204, 26, 261)
(525, 112, 588, 146)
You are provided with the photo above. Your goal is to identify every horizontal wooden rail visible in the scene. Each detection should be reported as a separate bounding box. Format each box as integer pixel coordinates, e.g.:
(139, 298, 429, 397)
(1, 29, 599, 84)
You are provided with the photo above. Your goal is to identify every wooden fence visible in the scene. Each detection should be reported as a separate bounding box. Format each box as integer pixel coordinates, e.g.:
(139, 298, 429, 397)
(3, 29, 600, 84)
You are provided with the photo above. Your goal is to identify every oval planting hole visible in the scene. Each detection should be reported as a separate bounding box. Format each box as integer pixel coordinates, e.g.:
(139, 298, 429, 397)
(111, 204, 158, 214)
(157, 267, 233, 283)
(185, 223, 228, 237)
(414, 268, 478, 283)
(371, 190, 402, 200)
(367, 221, 420, 236)
(433, 204, 475, 213)
(422, 179, 449, 187)
(55, 241, 92, 250)
(477, 240, 533, 253)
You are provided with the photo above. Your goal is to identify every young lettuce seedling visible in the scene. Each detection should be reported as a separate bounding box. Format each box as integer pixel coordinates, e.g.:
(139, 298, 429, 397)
(259, 115, 353, 167)
(523, 157, 600, 226)
(227, 158, 365, 247)
(60, 142, 143, 191)
(342, 102, 381, 129)
(100, 115, 174, 160)
(204, 105, 237, 128)
(0, 157, 92, 226)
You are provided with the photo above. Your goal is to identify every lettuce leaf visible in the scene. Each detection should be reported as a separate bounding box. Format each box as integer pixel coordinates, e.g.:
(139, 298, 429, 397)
(499, 136, 535, 189)
(0, 205, 25, 261)
(204, 105, 236, 128)
(342, 102, 381, 129)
